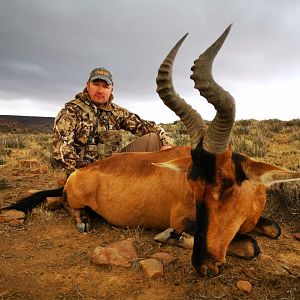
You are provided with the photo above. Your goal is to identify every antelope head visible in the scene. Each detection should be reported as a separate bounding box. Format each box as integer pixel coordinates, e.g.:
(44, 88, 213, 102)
(155, 24, 300, 276)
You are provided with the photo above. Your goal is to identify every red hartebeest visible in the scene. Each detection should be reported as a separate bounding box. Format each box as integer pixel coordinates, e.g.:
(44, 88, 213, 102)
(2, 25, 299, 277)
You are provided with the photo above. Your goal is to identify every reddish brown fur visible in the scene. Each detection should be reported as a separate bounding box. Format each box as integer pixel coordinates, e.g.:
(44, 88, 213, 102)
(63, 133, 299, 278)
(53, 121, 298, 279)
(187, 147, 268, 268)
(65, 147, 195, 232)
(65, 144, 292, 238)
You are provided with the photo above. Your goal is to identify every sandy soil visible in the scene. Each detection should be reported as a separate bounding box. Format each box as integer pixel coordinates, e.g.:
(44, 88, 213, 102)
(0, 172, 299, 300)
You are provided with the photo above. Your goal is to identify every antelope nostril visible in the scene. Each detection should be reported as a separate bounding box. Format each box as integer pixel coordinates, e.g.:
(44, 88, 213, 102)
(200, 264, 208, 277)
(207, 268, 214, 278)
(219, 264, 225, 273)
(198, 261, 224, 277)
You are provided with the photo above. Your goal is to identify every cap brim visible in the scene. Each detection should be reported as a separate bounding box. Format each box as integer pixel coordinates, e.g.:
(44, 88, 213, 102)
(89, 75, 113, 85)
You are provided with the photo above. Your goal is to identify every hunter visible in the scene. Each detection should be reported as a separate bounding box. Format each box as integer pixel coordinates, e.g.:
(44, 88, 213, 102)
(53, 67, 174, 176)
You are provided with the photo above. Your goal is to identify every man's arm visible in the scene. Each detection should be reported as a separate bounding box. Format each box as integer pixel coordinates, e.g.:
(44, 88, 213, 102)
(52, 107, 80, 175)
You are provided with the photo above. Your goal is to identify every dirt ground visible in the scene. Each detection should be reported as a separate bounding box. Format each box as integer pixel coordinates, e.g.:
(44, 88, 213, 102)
(0, 171, 299, 300)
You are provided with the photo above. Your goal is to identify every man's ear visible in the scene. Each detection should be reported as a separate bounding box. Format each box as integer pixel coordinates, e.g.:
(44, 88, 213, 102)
(152, 156, 191, 173)
(109, 92, 114, 102)
(241, 157, 300, 186)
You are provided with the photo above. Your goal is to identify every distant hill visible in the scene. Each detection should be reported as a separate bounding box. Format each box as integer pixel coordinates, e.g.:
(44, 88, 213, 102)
(0, 115, 54, 133)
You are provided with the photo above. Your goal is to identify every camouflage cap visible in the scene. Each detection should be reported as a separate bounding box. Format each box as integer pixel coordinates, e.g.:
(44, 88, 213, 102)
(89, 67, 113, 85)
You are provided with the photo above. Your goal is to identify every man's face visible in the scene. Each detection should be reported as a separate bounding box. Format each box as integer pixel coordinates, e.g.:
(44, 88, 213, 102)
(86, 80, 113, 107)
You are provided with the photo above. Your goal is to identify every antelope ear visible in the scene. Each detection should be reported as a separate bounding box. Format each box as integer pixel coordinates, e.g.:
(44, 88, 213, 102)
(152, 156, 191, 173)
(241, 158, 300, 186)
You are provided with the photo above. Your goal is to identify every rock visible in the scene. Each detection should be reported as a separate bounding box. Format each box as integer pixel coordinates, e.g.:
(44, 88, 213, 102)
(237, 280, 253, 294)
(0, 209, 25, 225)
(7, 218, 25, 225)
(292, 233, 300, 241)
(139, 258, 164, 278)
(45, 197, 64, 210)
(25, 190, 41, 196)
(30, 164, 49, 174)
(150, 252, 176, 265)
(258, 253, 274, 261)
(92, 238, 138, 267)
(19, 160, 40, 168)
(39, 164, 49, 174)
(18, 160, 49, 174)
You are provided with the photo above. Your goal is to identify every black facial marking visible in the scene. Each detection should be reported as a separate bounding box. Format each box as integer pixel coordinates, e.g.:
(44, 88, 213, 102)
(192, 201, 209, 272)
(232, 152, 248, 185)
(189, 142, 216, 184)
(184, 219, 196, 235)
(219, 177, 235, 201)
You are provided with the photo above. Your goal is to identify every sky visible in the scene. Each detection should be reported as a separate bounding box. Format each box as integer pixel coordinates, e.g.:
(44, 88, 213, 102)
(0, 0, 299, 124)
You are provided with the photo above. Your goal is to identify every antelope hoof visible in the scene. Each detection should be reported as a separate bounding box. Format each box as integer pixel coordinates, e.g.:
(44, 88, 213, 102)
(227, 234, 260, 260)
(77, 222, 90, 233)
(77, 215, 90, 233)
(154, 228, 194, 249)
(154, 228, 175, 242)
(253, 217, 281, 239)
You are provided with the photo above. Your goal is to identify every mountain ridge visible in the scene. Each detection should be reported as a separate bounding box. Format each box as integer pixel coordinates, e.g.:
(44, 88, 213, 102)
(0, 115, 55, 133)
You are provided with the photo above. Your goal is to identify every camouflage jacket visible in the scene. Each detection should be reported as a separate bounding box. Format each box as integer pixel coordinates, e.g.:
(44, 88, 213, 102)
(53, 89, 174, 174)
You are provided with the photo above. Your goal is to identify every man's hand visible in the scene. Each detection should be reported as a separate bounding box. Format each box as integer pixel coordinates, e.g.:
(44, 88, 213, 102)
(160, 145, 173, 151)
(76, 160, 90, 168)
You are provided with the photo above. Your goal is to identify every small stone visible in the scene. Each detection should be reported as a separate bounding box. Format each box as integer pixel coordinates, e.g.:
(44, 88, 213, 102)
(45, 197, 64, 210)
(258, 253, 274, 261)
(237, 280, 253, 294)
(92, 238, 138, 267)
(29, 164, 49, 174)
(150, 252, 176, 265)
(8, 218, 25, 225)
(139, 258, 164, 278)
(292, 233, 300, 241)
(39, 164, 49, 174)
(19, 159, 40, 168)
(25, 190, 41, 196)
(0, 209, 25, 224)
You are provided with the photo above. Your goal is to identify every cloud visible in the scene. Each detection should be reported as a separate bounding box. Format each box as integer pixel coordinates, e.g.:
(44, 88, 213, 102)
(0, 0, 299, 121)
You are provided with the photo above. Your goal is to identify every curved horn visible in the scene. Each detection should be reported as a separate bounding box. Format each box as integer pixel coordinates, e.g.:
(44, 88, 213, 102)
(190, 24, 236, 153)
(156, 33, 207, 148)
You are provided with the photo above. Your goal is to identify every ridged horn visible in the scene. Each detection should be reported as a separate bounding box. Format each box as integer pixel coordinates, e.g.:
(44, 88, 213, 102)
(190, 24, 236, 153)
(156, 33, 207, 148)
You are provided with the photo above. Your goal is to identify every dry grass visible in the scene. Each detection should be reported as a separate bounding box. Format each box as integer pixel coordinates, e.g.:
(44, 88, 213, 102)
(0, 119, 299, 222)
(0, 120, 299, 300)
